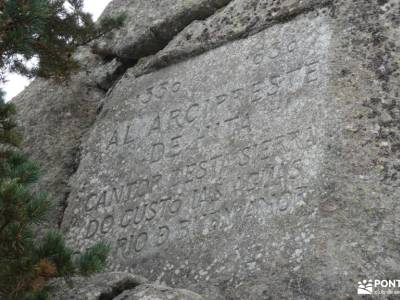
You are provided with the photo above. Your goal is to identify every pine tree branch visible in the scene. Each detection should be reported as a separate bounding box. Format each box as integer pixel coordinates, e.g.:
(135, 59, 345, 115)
(0, 220, 10, 234)
(75, 29, 112, 47)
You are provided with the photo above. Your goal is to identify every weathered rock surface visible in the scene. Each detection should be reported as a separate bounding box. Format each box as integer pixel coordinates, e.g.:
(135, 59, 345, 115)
(49, 272, 148, 300)
(64, 9, 332, 299)
(50, 272, 206, 300)
(96, 0, 233, 60)
(132, 0, 332, 77)
(13, 47, 110, 228)
(113, 284, 205, 300)
(14, 0, 400, 298)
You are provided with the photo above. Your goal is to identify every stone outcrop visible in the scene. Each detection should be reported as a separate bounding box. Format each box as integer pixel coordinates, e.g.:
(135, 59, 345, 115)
(95, 0, 233, 60)
(13, 0, 400, 298)
(49, 272, 207, 300)
(113, 284, 205, 300)
(13, 47, 109, 228)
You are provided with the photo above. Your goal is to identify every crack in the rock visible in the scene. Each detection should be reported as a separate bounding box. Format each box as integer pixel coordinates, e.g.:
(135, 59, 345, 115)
(38, 2, 242, 233)
(96, 57, 137, 94)
(147, 0, 234, 53)
(131, 0, 333, 78)
(60, 1, 331, 228)
(96, 0, 234, 95)
(60, 0, 331, 231)
(98, 278, 142, 300)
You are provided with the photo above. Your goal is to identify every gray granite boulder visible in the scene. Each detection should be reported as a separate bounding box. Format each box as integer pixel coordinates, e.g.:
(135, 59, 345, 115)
(12, 47, 110, 229)
(95, 0, 232, 60)
(132, 0, 332, 77)
(49, 272, 207, 300)
(113, 284, 205, 300)
(13, 0, 400, 299)
(49, 272, 148, 300)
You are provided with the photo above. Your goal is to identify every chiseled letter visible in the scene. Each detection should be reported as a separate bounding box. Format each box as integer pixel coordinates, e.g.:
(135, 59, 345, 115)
(150, 142, 165, 163)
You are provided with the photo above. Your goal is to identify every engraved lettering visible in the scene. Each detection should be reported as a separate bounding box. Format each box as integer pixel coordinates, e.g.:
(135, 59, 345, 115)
(74, 21, 328, 254)
(251, 81, 263, 103)
(156, 226, 170, 246)
(268, 42, 280, 59)
(239, 147, 251, 166)
(85, 193, 98, 212)
(107, 129, 119, 149)
(123, 125, 135, 144)
(120, 209, 133, 228)
(169, 198, 182, 214)
(101, 215, 114, 234)
(197, 161, 207, 179)
(287, 40, 298, 53)
(172, 82, 181, 92)
(179, 220, 191, 240)
(169, 135, 182, 157)
(216, 94, 228, 105)
(305, 62, 318, 83)
(137, 178, 150, 197)
(112, 186, 124, 203)
(159, 196, 171, 217)
(268, 74, 281, 96)
(150, 143, 165, 163)
(169, 109, 183, 128)
(149, 114, 161, 135)
(135, 232, 148, 252)
(260, 139, 273, 160)
(232, 88, 245, 101)
(139, 87, 153, 104)
(146, 201, 158, 221)
(116, 237, 128, 258)
(154, 81, 168, 99)
(133, 204, 146, 225)
(185, 162, 197, 183)
(85, 220, 99, 239)
(186, 103, 200, 123)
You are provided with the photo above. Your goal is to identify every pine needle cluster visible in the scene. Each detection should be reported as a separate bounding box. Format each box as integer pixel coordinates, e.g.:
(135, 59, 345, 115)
(0, 1, 124, 299)
(0, 0, 124, 80)
(0, 91, 110, 300)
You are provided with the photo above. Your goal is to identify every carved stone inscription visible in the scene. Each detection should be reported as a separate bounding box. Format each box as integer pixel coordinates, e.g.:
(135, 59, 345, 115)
(64, 14, 331, 280)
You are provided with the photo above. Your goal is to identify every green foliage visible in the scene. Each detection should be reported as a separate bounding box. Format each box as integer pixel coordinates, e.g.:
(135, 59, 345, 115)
(0, 1, 120, 299)
(0, 90, 21, 146)
(0, 88, 110, 299)
(0, 0, 124, 80)
(35, 231, 75, 277)
(76, 242, 110, 276)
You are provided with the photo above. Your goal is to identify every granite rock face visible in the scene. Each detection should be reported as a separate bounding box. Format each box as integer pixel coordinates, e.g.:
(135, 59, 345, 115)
(132, 0, 332, 77)
(96, 0, 233, 60)
(49, 272, 206, 300)
(14, 0, 400, 298)
(49, 272, 148, 300)
(113, 284, 205, 300)
(12, 47, 109, 228)
(64, 10, 332, 299)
